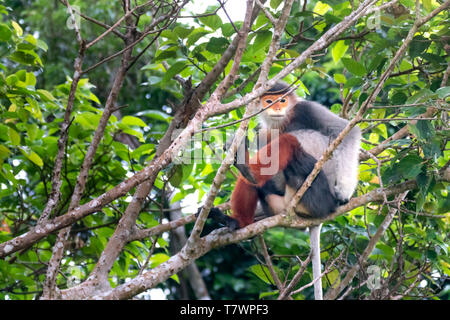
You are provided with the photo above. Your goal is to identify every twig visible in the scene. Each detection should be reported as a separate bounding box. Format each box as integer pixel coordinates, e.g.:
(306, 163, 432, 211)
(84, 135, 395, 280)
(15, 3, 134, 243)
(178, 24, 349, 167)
(290, 249, 343, 296)
(85, 0, 153, 49)
(217, 0, 240, 33)
(359, 117, 437, 122)
(277, 254, 312, 300)
(258, 235, 283, 290)
(255, 0, 277, 25)
(441, 63, 450, 87)
(324, 192, 407, 300)
(62, 0, 83, 45)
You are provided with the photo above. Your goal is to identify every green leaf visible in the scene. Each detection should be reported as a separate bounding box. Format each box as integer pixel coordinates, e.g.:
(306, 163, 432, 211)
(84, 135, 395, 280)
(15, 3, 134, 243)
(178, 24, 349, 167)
(24, 34, 37, 45)
(408, 35, 430, 59)
(8, 127, 20, 146)
(199, 14, 222, 30)
(122, 127, 144, 142)
(170, 191, 184, 204)
(323, 269, 340, 288)
(27, 151, 43, 167)
(333, 73, 346, 84)
(313, 1, 331, 15)
(408, 120, 435, 141)
(405, 250, 422, 260)
(283, 49, 299, 58)
(37, 89, 56, 101)
(423, 0, 432, 12)
(248, 265, 274, 284)
(259, 291, 279, 299)
(9, 50, 38, 65)
(221, 23, 238, 37)
(186, 28, 209, 47)
(149, 253, 170, 268)
(131, 144, 154, 159)
(422, 138, 441, 160)
(343, 76, 363, 89)
(154, 48, 177, 62)
(6, 74, 18, 86)
(0, 23, 12, 41)
(206, 37, 230, 54)
(359, 92, 368, 107)
(26, 123, 38, 141)
(375, 243, 395, 258)
(25, 72, 36, 86)
(332, 40, 348, 63)
(341, 58, 366, 76)
(87, 92, 100, 105)
(0, 145, 11, 159)
(174, 26, 194, 39)
(252, 30, 272, 52)
(11, 21, 23, 36)
(397, 155, 424, 180)
(36, 39, 48, 51)
(169, 165, 183, 188)
(137, 110, 172, 123)
(162, 60, 187, 83)
(436, 86, 450, 99)
(182, 163, 194, 182)
(391, 92, 407, 105)
(270, 0, 283, 9)
(160, 29, 178, 42)
(367, 55, 386, 73)
(121, 116, 147, 127)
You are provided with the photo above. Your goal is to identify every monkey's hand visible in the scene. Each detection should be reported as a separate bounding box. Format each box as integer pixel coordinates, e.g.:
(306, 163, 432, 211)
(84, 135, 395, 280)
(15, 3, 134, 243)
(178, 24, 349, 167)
(196, 207, 240, 231)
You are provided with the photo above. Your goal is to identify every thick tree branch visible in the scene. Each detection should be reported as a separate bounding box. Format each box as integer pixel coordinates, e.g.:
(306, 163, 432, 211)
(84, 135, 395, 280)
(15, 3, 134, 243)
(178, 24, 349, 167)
(90, 178, 420, 300)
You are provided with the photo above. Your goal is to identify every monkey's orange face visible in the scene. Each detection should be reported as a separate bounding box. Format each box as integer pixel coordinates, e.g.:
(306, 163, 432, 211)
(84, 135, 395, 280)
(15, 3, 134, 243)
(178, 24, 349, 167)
(261, 94, 290, 118)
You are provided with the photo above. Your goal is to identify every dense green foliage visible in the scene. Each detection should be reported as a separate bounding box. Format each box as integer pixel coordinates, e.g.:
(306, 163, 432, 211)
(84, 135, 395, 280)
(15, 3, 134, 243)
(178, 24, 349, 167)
(0, 0, 448, 300)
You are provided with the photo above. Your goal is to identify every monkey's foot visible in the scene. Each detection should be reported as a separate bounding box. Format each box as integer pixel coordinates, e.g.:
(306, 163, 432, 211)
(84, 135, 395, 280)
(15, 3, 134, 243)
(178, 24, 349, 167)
(196, 207, 240, 231)
(334, 185, 353, 205)
(336, 197, 349, 206)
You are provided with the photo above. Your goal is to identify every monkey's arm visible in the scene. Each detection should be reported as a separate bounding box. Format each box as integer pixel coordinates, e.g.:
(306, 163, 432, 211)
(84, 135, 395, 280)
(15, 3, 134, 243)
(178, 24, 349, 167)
(201, 134, 305, 230)
(283, 147, 338, 218)
(230, 134, 304, 228)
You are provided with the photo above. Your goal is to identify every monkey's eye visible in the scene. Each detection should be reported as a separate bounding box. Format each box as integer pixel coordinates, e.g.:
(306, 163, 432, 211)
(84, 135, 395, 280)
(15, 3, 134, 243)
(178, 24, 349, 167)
(265, 99, 273, 104)
(280, 99, 286, 103)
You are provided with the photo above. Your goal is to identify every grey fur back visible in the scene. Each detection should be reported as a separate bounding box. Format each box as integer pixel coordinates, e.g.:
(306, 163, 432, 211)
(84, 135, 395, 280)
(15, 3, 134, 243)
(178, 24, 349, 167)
(289, 126, 361, 202)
